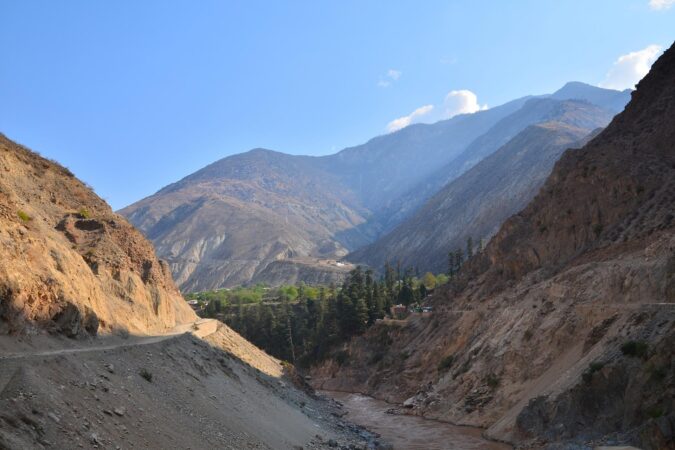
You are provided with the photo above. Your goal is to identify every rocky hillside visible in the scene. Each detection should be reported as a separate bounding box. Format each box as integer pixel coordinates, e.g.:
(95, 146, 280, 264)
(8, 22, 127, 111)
(120, 149, 364, 291)
(349, 99, 611, 274)
(311, 43, 675, 450)
(122, 83, 628, 291)
(0, 135, 196, 336)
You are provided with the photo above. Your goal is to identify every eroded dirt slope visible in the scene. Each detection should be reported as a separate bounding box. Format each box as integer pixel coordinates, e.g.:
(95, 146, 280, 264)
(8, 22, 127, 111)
(0, 322, 376, 449)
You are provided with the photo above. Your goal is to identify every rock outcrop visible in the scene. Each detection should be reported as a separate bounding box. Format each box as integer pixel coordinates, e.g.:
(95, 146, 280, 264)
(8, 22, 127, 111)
(0, 135, 196, 336)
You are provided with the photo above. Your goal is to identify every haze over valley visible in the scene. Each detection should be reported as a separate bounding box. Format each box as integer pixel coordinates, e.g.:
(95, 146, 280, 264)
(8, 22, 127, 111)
(1, 2, 674, 449)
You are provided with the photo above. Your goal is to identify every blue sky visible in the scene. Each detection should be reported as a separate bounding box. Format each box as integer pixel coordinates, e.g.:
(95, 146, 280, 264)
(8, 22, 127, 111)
(1, 1, 673, 209)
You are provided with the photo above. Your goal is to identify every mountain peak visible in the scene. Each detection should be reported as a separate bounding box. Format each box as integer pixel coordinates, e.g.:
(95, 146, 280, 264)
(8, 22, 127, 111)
(551, 81, 631, 113)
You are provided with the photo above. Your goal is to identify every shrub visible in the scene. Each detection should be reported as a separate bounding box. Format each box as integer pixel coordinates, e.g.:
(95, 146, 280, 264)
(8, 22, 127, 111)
(646, 406, 664, 419)
(438, 355, 454, 372)
(582, 361, 605, 383)
(17, 210, 31, 222)
(523, 329, 533, 341)
(78, 208, 91, 219)
(592, 223, 603, 238)
(334, 350, 348, 366)
(621, 340, 649, 359)
(139, 368, 153, 382)
(485, 373, 500, 389)
(647, 365, 667, 382)
(369, 351, 384, 364)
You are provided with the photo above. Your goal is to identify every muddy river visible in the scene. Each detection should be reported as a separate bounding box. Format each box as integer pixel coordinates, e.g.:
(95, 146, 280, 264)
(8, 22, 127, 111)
(322, 391, 511, 450)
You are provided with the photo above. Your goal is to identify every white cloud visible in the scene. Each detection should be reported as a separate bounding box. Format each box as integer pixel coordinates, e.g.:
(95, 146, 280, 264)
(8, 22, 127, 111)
(387, 105, 434, 132)
(600, 45, 663, 90)
(649, 0, 675, 10)
(387, 69, 401, 80)
(443, 90, 488, 118)
(377, 69, 402, 88)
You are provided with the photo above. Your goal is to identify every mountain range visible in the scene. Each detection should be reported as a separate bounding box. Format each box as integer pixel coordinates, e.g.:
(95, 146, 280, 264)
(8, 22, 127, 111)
(121, 82, 630, 291)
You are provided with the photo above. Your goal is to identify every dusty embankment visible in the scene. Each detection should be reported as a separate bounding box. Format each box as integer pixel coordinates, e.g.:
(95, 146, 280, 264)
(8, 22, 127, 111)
(0, 320, 379, 449)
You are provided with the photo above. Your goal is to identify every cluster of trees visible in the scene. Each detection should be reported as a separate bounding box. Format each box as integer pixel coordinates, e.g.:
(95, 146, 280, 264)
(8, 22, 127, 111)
(194, 266, 447, 366)
(448, 236, 484, 276)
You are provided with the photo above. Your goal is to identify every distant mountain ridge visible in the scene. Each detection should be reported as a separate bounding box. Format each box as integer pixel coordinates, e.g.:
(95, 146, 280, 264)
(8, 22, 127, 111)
(120, 82, 631, 290)
(349, 117, 606, 273)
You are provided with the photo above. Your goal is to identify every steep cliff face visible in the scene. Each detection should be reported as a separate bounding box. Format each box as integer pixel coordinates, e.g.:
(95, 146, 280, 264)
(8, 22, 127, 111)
(311, 44, 675, 449)
(0, 135, 196, 336)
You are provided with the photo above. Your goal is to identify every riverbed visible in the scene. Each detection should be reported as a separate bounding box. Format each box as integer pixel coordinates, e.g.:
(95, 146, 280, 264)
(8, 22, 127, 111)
(321, 391, 511, 450)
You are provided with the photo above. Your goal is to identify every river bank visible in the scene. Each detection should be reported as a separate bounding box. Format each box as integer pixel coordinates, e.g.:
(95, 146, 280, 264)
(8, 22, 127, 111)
(320, 390, 512, 450)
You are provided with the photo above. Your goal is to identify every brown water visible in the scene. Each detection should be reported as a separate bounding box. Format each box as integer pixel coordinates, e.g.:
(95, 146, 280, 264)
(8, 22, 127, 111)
(322, 391, 511, 450)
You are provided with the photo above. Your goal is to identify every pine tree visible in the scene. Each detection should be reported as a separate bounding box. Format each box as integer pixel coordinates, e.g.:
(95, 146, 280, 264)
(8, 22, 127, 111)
(384, 262, 397, 307)
(467, 237, 473, 259)
(372, 281, 385, 319)
(454, 248, 464, 273)
(364, 269, 377, 324)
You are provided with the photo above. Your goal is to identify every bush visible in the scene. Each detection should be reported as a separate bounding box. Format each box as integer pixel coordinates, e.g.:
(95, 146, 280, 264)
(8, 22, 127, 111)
(139, 368, 153, 382)
(369, 351, 384, 364)
(621, 340, 648, 359)
(485, 373, 500, 389)
(646, 406, 664, 419)
(647, 364, 667, 382)
(78, 208, 91, 219)
(582, 361, 605, 383)
(523, 329, 533, 341)
(17, 210, 31, 222)
(334, 350, 348, 366)
(438, 355, 454, 371)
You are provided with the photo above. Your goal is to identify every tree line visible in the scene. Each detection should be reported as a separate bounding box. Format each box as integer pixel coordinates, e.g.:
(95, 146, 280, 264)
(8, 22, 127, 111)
(197, 266, 447, 366)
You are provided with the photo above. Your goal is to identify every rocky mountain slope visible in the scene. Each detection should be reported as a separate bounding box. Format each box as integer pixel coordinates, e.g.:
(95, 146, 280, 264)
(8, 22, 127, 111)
(120, 149, 362, 291)
(0, 134, 196, 336)
(122, 83, 628, 291)
(372, 87, 629, 233)
(349, 100, 611, 274)
(311, 43, 675, 449)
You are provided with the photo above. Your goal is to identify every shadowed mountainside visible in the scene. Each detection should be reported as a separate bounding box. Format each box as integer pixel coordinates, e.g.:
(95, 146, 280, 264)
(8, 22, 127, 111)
(349, 99, 613, 274)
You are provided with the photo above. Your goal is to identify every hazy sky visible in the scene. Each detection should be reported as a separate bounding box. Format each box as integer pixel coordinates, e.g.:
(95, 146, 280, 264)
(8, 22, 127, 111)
(1, 1, 673, 209)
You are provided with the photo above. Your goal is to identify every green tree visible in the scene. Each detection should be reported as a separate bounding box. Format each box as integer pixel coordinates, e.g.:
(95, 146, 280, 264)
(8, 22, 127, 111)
(422, 272, 436, 290)
(454, 248, 464, 274)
